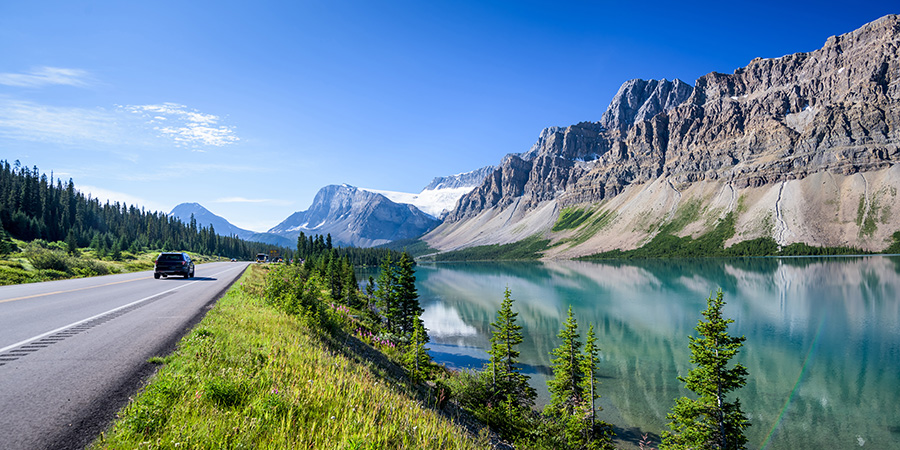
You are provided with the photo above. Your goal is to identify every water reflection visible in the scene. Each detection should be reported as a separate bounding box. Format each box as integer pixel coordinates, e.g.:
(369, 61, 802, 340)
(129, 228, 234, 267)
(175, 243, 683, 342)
(413, 256, 900, 450)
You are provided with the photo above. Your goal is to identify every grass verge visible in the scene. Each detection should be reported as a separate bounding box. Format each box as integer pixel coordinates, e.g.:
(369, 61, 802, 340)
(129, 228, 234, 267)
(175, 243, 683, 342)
(0, 239, 227, 286)
(91, 265, 485, 449)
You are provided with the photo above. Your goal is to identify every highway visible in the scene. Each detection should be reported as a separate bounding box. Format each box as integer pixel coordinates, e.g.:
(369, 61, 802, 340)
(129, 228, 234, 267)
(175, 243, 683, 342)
(0, 261, 249, 450)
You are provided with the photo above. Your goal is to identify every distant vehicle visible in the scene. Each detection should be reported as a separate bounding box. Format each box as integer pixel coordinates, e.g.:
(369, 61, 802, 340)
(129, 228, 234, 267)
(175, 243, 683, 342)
(256, 253, 267, 263)
(154, 252, 194, 279)
(231, 258, 236, 262)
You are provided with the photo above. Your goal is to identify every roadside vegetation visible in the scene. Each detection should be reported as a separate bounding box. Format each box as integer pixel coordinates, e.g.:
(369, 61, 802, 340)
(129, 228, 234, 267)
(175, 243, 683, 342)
(93, 264, 487, 449)
(0, 235, 231, 286)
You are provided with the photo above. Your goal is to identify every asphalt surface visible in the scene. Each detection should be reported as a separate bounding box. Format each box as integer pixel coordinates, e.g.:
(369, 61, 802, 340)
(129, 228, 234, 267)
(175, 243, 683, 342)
(0, 261, 249, 450)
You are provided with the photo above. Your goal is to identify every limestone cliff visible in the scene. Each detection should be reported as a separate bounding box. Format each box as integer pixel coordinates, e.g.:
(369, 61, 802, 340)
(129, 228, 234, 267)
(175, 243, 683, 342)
(430, 15, 900, 256)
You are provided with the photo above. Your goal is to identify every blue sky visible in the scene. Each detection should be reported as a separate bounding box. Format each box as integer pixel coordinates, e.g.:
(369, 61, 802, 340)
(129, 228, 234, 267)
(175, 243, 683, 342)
(1, 1, 895, 231)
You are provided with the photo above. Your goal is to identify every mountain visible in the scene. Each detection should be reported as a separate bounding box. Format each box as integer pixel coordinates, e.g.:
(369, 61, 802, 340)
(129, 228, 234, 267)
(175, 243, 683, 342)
(267, 184, 440, 248)
(427, 15, 900, 257)
(362, 166, 494, 218)
(169, 203, 294, 248)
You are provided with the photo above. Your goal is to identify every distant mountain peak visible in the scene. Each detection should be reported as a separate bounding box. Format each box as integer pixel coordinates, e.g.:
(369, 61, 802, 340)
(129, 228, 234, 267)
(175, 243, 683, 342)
(268, 184, 439, 247)
(169, 202, 294, 247)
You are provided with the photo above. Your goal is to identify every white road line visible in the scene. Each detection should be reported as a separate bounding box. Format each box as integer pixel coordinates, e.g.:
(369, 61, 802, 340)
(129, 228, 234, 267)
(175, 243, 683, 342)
(0, 264, 244, 354)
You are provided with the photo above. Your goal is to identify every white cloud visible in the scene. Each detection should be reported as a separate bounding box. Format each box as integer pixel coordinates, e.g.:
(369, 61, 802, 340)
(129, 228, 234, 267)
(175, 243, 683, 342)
(0, 67, 91, 88)
(122, 103, 239, 148)
(78, 185, 169, 213)
(0, 97, 240, 151)
(0, 97, 128, 145)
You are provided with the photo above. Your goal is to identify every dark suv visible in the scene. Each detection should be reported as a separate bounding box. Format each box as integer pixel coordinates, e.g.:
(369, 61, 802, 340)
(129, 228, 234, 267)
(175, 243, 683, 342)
(153, 252, 195, 279)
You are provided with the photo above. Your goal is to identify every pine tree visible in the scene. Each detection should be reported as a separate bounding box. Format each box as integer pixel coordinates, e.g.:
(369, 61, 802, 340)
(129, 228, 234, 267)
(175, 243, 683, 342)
(341, 257, 359, 307)
(0, 220, 16, 255)
(394, 251, 421, 336)
(404, 315, 430, 382)
(581, 323, 601, 432)
(486, 287, 536, 407)
(374, 255, 400, 336)
(547, 306, 584, 419)
(661, 290, 750, 450)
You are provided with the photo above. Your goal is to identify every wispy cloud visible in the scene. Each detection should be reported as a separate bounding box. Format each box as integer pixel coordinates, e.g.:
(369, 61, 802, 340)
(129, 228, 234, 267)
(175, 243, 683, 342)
(122, 103, 239, 148)
(0, 67, 92, 88)
(78, 185, 170, 213)
(0, 97, 127, 145)
(0, 97, 240, 152)
(215, 197, 292, 206)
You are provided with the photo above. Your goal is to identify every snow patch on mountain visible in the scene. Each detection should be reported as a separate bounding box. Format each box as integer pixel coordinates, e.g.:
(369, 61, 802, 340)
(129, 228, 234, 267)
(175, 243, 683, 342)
(361, 186, 476, 218)
(361, 166, 494, 218)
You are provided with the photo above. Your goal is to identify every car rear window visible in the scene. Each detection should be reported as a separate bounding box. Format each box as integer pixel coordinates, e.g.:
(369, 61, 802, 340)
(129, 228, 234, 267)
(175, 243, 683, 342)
(158, 254, 184, 261)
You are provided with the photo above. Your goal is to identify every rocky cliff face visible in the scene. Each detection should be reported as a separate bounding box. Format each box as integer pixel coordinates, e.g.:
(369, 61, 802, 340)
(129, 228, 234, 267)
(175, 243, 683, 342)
(599, 78, 693, 132)
(434, 15, 900, 254)
(268, 185, 440, 247)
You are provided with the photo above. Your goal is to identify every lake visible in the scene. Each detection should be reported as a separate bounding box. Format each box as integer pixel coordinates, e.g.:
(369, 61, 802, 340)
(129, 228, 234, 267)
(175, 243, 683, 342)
(405, 256, 900, 449)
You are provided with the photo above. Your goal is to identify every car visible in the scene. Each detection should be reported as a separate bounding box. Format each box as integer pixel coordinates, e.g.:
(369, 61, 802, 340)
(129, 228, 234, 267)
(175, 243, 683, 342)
(153, 252, 195, 279)
(231, 258, 236, 262)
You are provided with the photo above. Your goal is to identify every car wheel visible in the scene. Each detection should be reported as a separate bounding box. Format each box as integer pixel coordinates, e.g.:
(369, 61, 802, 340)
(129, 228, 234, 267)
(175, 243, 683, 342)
(154, 273, 160, 279)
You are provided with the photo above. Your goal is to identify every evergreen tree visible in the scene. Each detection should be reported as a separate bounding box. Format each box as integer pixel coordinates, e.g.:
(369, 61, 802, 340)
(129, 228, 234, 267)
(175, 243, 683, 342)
(395, 251, 421, 335)
(341, 258, 359, 307)
(661, 290, 750, 450)
(404, 315, 430, 382)
(486, 287, 536, 407)
(581, 323, 613, 447)
(65, 229, 79, 256)
(546, 307, 584, 419)
(374, 255, 400, 335)
(0, 220, 16, 255)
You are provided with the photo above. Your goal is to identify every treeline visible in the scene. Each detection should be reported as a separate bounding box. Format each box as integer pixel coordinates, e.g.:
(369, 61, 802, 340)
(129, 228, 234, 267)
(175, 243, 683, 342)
(0, 160, 289, 259)
(295, 231, 401, 267)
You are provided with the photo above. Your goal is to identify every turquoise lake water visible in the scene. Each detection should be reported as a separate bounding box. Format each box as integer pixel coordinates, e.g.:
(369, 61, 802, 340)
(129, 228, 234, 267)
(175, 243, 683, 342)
(400, 256, 900, 449)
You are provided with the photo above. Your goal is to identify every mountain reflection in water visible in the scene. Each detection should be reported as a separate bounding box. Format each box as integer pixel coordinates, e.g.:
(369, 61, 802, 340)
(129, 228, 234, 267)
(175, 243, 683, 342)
(409, 256, 900, 450)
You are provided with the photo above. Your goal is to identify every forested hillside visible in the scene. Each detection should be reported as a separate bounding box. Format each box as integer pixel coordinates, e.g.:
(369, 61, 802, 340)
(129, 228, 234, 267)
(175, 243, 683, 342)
(0, 160, 289, 260)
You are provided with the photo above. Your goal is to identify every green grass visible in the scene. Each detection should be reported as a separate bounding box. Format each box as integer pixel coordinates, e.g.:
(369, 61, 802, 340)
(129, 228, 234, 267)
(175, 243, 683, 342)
(92, 266, 485, 450)
(580, 212, 874, 259)
(552, 207, 594, 232)
(0, 240, 227, 286)
(427, 235, 552, 261)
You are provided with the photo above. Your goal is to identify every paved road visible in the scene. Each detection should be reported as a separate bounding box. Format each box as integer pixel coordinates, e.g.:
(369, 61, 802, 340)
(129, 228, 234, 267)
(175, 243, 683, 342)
(0, 261, 249, 450)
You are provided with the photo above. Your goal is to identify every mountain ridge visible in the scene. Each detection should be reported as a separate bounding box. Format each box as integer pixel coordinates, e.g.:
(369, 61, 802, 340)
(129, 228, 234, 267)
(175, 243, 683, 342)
(267, 184, 440, 248)
(169, 203, 295, 248)
(426, 14, 900, 257)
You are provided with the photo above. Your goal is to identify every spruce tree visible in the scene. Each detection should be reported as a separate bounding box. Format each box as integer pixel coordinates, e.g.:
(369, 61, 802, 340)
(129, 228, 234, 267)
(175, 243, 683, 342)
(581, 323, 601, 432)
(394, 251, 421, 336)
(486, 287, 536, 407)
(374, 255, 400, 336)
(547, 306, 584, 419)
(661, 290, 750, 450)
(404, 315, 430, 382)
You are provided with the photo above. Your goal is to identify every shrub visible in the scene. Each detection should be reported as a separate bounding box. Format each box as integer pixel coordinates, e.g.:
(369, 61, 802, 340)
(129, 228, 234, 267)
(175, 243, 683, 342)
(24, 243, 73, 273)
